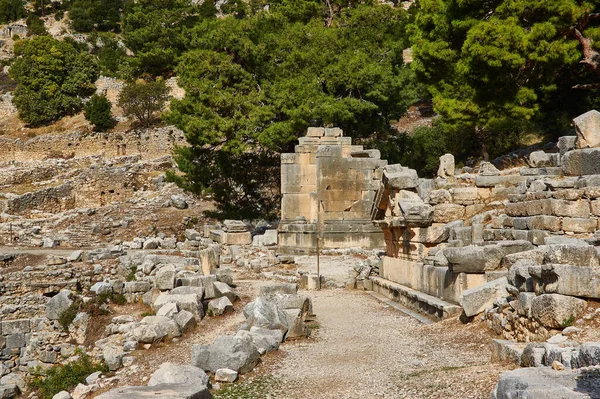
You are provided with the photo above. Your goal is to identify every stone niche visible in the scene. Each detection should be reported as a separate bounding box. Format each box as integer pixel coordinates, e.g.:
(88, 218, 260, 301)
(278, 127, 385, 254)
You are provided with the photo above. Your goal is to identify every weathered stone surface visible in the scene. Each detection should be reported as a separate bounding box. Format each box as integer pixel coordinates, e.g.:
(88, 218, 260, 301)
(562, 217, 597, 233)
(153, 294, 203, 321)
(426, 189, 452, 205)
(563, 148, 600, 176)
(46, 291, 73, 320)
(259, 283, 298, 297)
(148, 363, 210, 388)
(542, 243, 598, 267)
(247, 327, 283, 354)
(103, 345, 125, 371)
(382, 164, 419, 189)
(437, 154, 455, 178)
(213, 282, 238, 303)
(529, 151, 554, 167)
(1, 319, 30, 335)
(191, 333, 260, 374)
(574, 109, 600, 149)
(90, 282, 113, 295)
(460, 278, 509, 317)
(207, 297, 234, 317)
(492, 367, 600, 399)
(155, 265, 176, 291)
(531, 294, 587, 329)
(433, 203, 464, 223)
(52, 391, 71, 399)
(215, 368, 238, 383)
(242, 297, 289, 335)
(174, 310, 197, 332)
(133, 316, 181, 343)
(124, 281, 152, 293)
(156, 303, 178, 318)
(445, 241, 533, 273)
(95, 384, 212, 399)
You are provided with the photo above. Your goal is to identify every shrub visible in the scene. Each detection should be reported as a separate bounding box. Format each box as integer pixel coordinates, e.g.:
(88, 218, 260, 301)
(117, 79, 170, 127)
(57, 302, 79, 331)
(0, 0, 25, 24)
(26, 14, 48, 36)
(28, 351, 108, 399)
(84, 93, 113, 130)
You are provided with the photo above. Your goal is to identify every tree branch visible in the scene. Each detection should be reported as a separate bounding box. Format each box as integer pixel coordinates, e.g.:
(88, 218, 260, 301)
(325, 0, 334, 28)
(572, 28, 600, 73)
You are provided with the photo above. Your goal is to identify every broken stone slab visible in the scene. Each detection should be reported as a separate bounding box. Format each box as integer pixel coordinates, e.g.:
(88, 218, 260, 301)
(574, 109, 600, 149)
(90, 282, 113, 295)
(491, 367, 598, 399)
(529, 263, 600, 299)
(529, 151, 556, 168)
(247, 327, 283, 354)
(382, 164, 419, 189)
(207, 297, 234, 317)
(124, 281, 152, 293)
(542, 243, 599, 267)
(132, 316, 181, 344)
(95, 383, 212, 399)
(460, 278, 509, 317)
(531, 294, 587, 329)
(213, 282, 238, 303)
(153, 294, 204, 321)
(174, 310, 197, 333)
(242, 297, 289, 335)
(156, 303, 179, 318)
(282, 308, 309, 340)
(154, 265, 176, 291)
(191, 333, 260, 374)
(103, 345, 125, 371)
(444, 241, 534, 273)
(0, 385, 17, 399)
(147, 363, 210, 388)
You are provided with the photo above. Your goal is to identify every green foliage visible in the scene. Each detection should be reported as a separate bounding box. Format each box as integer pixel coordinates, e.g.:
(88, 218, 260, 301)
(126, 265, 137, 282)
(9, 36, 98, 126)
(28, 351, 109, 399)
(166, 1, 416, 218)
(96, 291, 127, 306)
(26, 14, 48, 36)
(410, 0, 600, 159)
(562, 316, 576, 328)
(0, 0, 24, 24)
(90, 33, 129, 78)
(69, 0, 122, 32)
(122, 0, 204, 76)
(57, 302, 79, 331)
(84, 93, 113, 131)
(118, 79, 170, 127)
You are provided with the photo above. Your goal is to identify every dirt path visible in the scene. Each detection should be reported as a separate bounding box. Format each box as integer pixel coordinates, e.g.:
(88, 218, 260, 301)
(258, 289, 513, 399)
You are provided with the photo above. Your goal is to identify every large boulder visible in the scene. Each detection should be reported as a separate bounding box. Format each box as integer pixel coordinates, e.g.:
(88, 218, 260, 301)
(531, 294, 587, 329)
(132, 316, 181, 343)
(191, 333, 260, 374)
(46, 291, 73, 320)
(147, 363, 209, 388)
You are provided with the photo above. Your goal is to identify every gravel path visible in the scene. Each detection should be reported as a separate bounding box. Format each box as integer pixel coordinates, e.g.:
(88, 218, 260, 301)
(264, 289, 513, 399)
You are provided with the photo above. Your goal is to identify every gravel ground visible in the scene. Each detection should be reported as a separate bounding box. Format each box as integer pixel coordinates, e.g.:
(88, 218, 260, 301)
(94, 271, 513, 399)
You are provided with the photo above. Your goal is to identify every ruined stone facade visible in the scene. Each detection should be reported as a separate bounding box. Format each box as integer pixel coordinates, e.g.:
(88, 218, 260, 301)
(278, 127, 385, 254)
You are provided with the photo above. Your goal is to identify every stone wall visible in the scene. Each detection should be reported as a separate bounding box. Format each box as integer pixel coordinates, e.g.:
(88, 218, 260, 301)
(278, 127, 385, 254)
(0, 127, 185, 162)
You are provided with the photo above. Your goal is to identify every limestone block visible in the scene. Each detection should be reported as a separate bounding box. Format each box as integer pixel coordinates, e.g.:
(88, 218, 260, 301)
(433, 203, 465, 223)
(306, 127, 325, 137)
(491, 367, 590, 399)
(444, 241, 533, 273)
(223, 232, 252, 245)
(562, 217, 597, 233)
(437, 154, 455, 178)
(574, 110, 600, 148)
(382, 164, 418, 189)
(531, 294, 587, 329)
(562, 149, 600, 176)
(475, 175, 528, 187)
(460, 278, 508, 317)
(281, 194, 314, 222)
(517, 292, 535, 318)
(408, 226, 448, 244)
(558, 135, 577, 158)
(591, 200, 600, 216)
(479, 162, 500, 176)
(551, 199, 590, 218)
(451, 187, 478, 205)
(526, 215, 561, 231)
(529, 151, 554, 167)
(95, 384, 212, 399)
(552, 189, 584, 201)
(427, 189, 452, 205)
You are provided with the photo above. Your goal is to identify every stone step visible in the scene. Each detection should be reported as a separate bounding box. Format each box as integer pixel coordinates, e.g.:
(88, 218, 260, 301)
(367, 291, 433, 325)
(370, 276, 462, 321)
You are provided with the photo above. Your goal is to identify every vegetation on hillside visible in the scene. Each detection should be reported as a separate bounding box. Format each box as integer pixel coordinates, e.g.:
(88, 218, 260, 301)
(3, 0, 600, 216)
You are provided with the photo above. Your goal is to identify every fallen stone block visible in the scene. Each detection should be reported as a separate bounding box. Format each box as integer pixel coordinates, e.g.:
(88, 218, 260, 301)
(147, 363, 210, 388)
(191, 334, 260, 374)
(46, 291, 73, 321)
(215, 368, 238, 383)
(247, 327, 283, 354)
(531, 294, 587, 329)
(563, 148, 600, 176)
(460, 278, 509, 317)
(153, 294, 204, 321)
(207, 297, 234, 317)
(574, 109, 600, 148)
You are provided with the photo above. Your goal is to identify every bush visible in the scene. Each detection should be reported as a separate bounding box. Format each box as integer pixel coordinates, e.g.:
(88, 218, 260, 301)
(0, 0, 25, 24)
(57, 302, 79, 331)
(28, 351, 108, 399)
(26, 14, 48, 36)
(117, 79, 170, 127)
(84, 93, 113, 130)
(9, 36, 98, 126)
